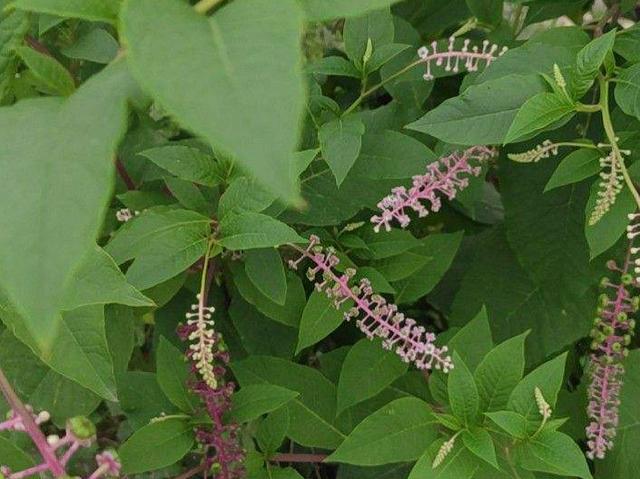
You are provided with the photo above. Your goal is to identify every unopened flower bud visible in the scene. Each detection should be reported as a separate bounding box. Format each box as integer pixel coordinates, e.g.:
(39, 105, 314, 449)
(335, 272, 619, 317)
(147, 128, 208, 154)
(67, 416, 96, 441)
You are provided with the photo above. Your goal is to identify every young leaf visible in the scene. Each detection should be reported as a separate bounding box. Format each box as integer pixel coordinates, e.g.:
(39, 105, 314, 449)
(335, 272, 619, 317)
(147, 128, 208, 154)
(0, 10, 29, 99)
(11, 0, 120, 23)
(336, 338, 408, 414)
(139, 145, 220, 186)
(61, 28, 119, 64)
(0, 60, 136, 352)
(515, 430, 593, 479)
(544, 148, 600, 191)
(122, 0, 306, 202)
(461, 428, 498, 469)
(16, 46, 74, 96)
(448, 352, 480, 426)
(218, 176, 277, 218)
(407, 75, 547, 145)
(573, 30, 616, 98)
(484, 410, 529, 439)
(228, 384, 299, 423)
(296, 290, 346, 353)
(307, 56, 361, 78)
(219, 212, 305, 250)
(156, 337, 197, 413)
(465, 0, 503, 27)
(504, 92, 575, 144)
(474, 332, 528, 412)
(327, 397, 438, 465)
(409, 439, 480, 479)
(343, 7, 394, 66)
(245, 248, 288, 305)
(119, 417, 195, 474)
(507, 352, 567, 425)
(319, 115, 366, 185)
(257, 407, 290, 454)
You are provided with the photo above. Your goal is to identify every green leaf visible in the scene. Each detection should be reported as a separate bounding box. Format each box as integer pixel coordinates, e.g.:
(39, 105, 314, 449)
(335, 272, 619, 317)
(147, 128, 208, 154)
(448, 352, 480, 426)
(300, 0, 402, 21)
(257, 407, 289, 454)
(11, 0, 120, 23)
(474, 332, 528, 412)
(515, 430, 592, 479)
(0, 9, 29, 100)
(337, 338, 408, 414)
(122, 0, 305, 202)
(328, 397, 438, 465)
(392, 232, 463, 304)
(508, 353, 567, 426)
(465, 0, 503, 26)
(139, 145, 220, 186)
(319, 115, 365, 185)
(105, 305, 136, 374)
(106, 207, 211, 290)
(0, 437, 35, 470)
(0, 60, 135, 351)
(409, 440, 480, 479)
(231, 356, 345, 448)
(16, 46, 75, 96)
(461, 428, 498, 469)
(585, 176, 636, 259)
(307, 56, 361, 78)
(359, 228, 420, 259)
(229, 384, 299, 423)
(61, 28, 118, 64)
(117, 371, 178, 430)
(296, 290, 345, 353)
(366, 43, 411, 74)
(615, 63, 640, 120)
(614, 24, 640, 62)
(544, 148, 600, 191)
(62, 246, 154, 310)
(219, 212, 305, 250)
(164, 176, 211, 215)
(407, 75, 547, 145)
(484, 410, 529, 439)
(245, 248, 287, 305)
(218, 176, 277, 218)
(156, 337, 197, 413)
(573, 30, 616, 98)
(504, 92, 575, 144)
(343, 7, 394, 65)
(119, 417, 195, 474)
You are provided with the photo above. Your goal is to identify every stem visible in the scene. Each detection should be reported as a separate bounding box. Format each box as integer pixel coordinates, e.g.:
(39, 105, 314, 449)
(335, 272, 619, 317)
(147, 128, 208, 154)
(0, 367, 65, 477)
(575, 103, 602, 113)
(194, 0, 223, 14)
(343, 59, 423, 115)
(174, 463, 207, 479)
(598, 76, 640, 210)
(270, 453, 327, 463)
(9, 464, 49, 479)
(504, 446, 523, 479)
(115, 157, 136, 190)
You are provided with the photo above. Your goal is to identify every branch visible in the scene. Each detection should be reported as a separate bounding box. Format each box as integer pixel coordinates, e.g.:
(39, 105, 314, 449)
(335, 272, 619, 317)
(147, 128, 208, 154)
(270, 453, 328, 463)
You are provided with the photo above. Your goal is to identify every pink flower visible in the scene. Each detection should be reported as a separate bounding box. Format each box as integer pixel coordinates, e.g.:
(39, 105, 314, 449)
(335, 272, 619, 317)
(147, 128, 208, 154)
(586, 257, 637, 460)
(371, 146, 497, 232)
(418, 38, 507, 81)
(289, 236, 453, 372)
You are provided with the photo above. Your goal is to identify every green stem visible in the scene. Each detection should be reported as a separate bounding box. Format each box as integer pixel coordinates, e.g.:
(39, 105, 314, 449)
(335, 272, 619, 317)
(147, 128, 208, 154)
(575, 103, 602, 113)
(504, 446, 523, 479)
(599, 76, 640, 210)
(194, 0, 223, 14)
(342, 59, 423, 116)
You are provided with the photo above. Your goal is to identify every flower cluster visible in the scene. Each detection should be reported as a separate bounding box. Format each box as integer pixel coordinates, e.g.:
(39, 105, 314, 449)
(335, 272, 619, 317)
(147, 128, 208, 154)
(507, 140, 560, 163)
(586, 256, 638, 460)
(178, 295, 244, 479)
(371, 146, 497, 232)
(115, 208, 138, 222)
(288, 235, 453, 372)
(589, 151, 626, 226)
(0, 409, 119, 479)
(417, 37, 507, 81)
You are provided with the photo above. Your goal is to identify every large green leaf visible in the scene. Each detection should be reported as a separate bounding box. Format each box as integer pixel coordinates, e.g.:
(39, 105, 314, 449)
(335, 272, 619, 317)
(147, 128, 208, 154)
(544, 148, 600, 192)
(119, 417, 195, 474)
(336, 339, 408, 414)
(229, 384, 299, 423)
(407, 75, 546, 145)
(156, 337, 197, 413)
(319, 115, 365, 185)
(328, 397, 438, 465)
(573, 30, 615, 98)
(0, 61, 135, 352)
(231, 356, 345, 448)
(448, 352, 480, 426)
(515, 430, 592, 479)
(12, 0, 120, 23)
(219, 212, 305, 250)
(504, 93, 575, 144)
(138, 145, 220, 186)
(122, 0, 305, 202)
(245, 248, 287, 305)
(615, 63, 640, 120)
(296, 291, 346, 353)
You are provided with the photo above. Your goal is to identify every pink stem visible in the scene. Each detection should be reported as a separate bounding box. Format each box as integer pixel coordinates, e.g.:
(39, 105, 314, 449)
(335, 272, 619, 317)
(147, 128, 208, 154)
(9, 464, 49, 479)
(0, 417, 20, 431)
(60, 441, 80, 466)
(0, 368, 65, 476)
(87, 464, 109, 479)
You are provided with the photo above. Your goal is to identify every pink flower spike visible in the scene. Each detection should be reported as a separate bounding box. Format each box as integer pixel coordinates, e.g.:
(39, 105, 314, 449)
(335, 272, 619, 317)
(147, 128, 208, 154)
(585, 255, 637, 460)
(371, 146, 497, 232)
(417, 37, 507, 81)
(288, 236, 453, 372)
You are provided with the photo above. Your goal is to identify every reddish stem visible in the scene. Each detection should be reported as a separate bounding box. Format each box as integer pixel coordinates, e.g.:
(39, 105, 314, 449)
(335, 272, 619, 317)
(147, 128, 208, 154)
(0, 367, 65, 476)
(115, 157, 136, 190)
(270, 453, 327, 463)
